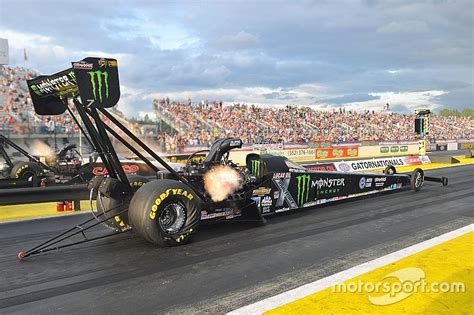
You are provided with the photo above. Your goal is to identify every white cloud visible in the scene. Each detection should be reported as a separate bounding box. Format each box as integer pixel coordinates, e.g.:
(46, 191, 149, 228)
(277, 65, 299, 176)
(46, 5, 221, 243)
(377, 21, 429, 34)
(334, 90, 447, 112)
(0, 29, 133, 73)
(211, 31, 258, 49)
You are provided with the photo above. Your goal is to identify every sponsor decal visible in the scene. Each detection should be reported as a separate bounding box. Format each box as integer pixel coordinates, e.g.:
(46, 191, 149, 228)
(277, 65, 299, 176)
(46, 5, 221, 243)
(261, 196, 272, 207)
(201, 210, 233, 220)
(273, 191, 280, 199)
(30, 70, 77, 97)
(380, 146, 389, 154)
(374, 176, 387, 187)
(296, 174, 311, 207)
(311, 177, 345, 190)
(359, 177, 366, 189)
(98, 58, 118, 68)
(92, 164, 140, 175)
(251, 159, 261, 176)
(338, 163, 351, 172)
(253, 187, 271, 196)
(88, 70, 109, 102)
(363, 177, 373, 188)
(72, 62, 93, 70)
(273, 172, 292, 179)
(275, 207, 290, 213)
(400, 145, 408, 152)
(149, 188, 194, 220)
(305, 163, 337, 171)
(229, 139, 242, 147)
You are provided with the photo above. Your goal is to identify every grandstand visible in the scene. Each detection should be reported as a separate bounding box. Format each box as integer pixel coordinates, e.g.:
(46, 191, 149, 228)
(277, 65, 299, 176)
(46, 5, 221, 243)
(1, 65, 473, 155)
(151, 100, 474, 148)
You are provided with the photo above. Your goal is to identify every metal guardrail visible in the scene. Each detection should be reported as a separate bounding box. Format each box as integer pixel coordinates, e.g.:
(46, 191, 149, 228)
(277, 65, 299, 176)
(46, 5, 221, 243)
(0, 184, 89, 206)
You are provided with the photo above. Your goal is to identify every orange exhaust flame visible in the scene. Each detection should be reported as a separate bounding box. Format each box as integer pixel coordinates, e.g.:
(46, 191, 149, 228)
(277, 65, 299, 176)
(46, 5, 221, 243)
(203, 165, 243, 202)
(30, 140, 54, 159)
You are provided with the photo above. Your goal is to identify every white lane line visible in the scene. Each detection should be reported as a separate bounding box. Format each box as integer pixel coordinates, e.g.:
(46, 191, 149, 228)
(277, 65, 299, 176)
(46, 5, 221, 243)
(228, 223, 473, 315)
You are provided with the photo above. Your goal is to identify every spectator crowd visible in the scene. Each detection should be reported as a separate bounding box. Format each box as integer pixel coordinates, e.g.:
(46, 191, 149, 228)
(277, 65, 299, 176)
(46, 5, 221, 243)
(1, 66, 473, 154)
(153, 100, 473, 150)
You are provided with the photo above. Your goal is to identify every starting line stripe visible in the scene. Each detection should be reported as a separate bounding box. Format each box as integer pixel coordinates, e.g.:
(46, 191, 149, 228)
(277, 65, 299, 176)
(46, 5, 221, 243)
(228, 223, 474, 315)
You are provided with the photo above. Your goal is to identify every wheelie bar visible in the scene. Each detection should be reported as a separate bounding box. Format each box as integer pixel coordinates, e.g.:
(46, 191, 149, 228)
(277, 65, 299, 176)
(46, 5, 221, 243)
(424, 176, 448, 186)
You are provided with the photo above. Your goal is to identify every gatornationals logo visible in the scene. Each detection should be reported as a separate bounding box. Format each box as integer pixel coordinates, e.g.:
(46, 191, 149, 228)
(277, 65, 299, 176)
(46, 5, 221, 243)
(296, 174, 311, 207)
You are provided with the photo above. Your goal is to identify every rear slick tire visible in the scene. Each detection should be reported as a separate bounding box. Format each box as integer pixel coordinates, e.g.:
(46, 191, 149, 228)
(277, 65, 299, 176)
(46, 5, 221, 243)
(10, 161, 43, 187)
(96, 175, 149, 231)
(128, 179, 201, 246)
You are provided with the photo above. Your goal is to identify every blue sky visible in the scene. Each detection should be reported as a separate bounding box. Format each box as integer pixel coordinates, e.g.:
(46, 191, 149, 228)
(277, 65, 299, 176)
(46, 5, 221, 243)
(0, 0, 472, 117)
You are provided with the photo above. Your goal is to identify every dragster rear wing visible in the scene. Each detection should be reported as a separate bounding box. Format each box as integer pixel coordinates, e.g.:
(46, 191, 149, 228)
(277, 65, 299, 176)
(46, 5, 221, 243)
(26, 56, 201, 198)
(27, 57, 120, 115)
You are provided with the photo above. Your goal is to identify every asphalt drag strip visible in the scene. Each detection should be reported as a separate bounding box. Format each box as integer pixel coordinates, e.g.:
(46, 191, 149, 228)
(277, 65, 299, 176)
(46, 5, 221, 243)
(0, 165, 472, 314)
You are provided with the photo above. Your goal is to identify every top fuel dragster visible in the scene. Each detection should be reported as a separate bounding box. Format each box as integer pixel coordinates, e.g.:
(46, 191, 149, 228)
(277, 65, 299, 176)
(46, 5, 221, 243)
(17, 57, 448, 260)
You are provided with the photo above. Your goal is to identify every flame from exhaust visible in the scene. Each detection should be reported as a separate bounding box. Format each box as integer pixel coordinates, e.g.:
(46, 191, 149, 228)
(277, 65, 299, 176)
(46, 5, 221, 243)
(203, 165, 243, 202)
(30, 140, 54, 159)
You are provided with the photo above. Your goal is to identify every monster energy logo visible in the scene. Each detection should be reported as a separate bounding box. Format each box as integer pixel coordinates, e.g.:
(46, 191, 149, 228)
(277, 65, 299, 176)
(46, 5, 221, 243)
(251, 160, 261, 176)
(88, 70, 109, 102)
(296, 174, 311, 207)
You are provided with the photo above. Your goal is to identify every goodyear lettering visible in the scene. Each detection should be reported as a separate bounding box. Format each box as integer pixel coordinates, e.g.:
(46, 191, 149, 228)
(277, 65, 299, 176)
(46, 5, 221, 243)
(15, 165, 29, 178)
(149, 188, 194, 220)
(114, 215, 126, 228)
(175, 228, 193, 243)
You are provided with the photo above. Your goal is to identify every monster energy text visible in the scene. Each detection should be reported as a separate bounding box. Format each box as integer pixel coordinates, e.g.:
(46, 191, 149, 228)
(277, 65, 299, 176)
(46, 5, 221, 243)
(296, 174, 311, 207)
(88, 70, 109, 102)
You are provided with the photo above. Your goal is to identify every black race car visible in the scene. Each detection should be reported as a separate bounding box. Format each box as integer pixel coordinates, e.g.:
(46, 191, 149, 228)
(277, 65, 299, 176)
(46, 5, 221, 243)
(17, 57, 447, 260)
(0, 135, 92, 188)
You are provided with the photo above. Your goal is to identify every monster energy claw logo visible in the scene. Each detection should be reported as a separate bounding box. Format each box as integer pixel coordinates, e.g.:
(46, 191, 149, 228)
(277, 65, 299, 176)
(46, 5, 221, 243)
(88, 70, 109, 102)
(251, 160, 261, 176)
(296, 174, 311, 207)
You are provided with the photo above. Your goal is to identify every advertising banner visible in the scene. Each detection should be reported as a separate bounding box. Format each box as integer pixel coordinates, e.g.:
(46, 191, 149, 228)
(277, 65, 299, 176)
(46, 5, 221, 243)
(459, 142, 474, 150)
(315, 147, 359, 160)
(358, 143, 419, 158)
(333, 155, 431, 173)
(427, 143, 438, 151)
(260, 148, 316, 162)
(436, 143, 448, 151)
(447, 143, 458, 151)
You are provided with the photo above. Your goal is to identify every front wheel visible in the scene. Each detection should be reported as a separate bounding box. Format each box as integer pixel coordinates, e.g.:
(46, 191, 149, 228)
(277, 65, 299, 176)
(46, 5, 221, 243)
(410, 168, 424, 191)
(128, 179, 201, 246)
(384, 165, 396, 175)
